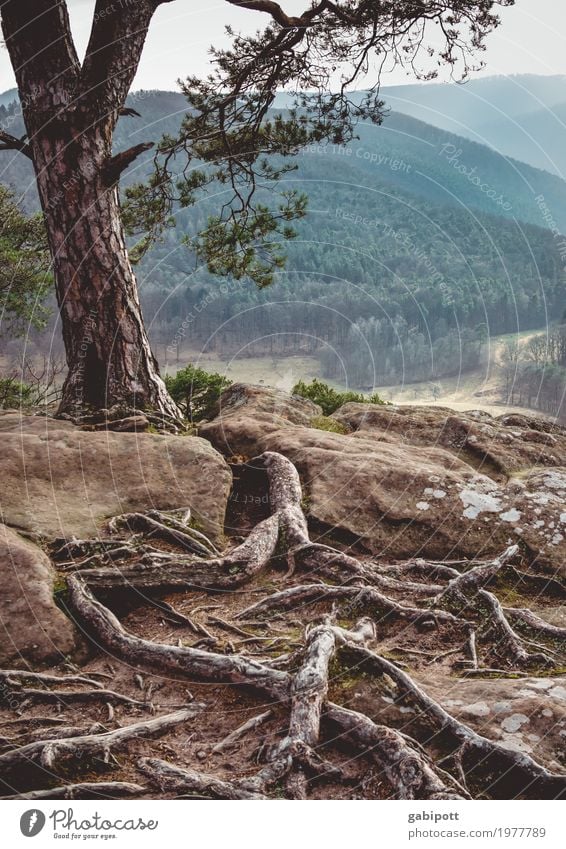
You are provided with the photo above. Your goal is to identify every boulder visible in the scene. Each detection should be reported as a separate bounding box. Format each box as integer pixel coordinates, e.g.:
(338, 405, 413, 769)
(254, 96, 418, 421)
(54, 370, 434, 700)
(202, 387, 566, 573)
(0, 414, 232, 543)
(200, 383, 321, 456)
(332, 403, 566, 477)
(0, 523, 77, 666)
(248, 426, 520, 561)
(0, 411, 75, 434)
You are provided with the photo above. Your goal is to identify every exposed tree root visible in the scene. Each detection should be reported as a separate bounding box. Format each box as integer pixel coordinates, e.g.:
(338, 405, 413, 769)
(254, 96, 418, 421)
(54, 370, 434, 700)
(211, 710, 272, 754)
(138, 758, 266, 799)
(0, 708, 201, 792)
(0, 782, 145, 800)
(66, 576, 290, 699)
(504, 607, 566, 641)
(434, 545, 519, 602)
(108, 512, 216, 557)
(5, 688, 147, 708)
(322, 703, 467, 800)
(75, 514, 280, 592)
(136, 617, 462, 801)
(19, 450, 564, 801)
(342, 644, 566, 798)
(236, 583, 462, 628)
(431, 546, 559, 669)
(0, 670, 105, 689)
(1, 724, 107, 748)
(475, 590, 556, 668)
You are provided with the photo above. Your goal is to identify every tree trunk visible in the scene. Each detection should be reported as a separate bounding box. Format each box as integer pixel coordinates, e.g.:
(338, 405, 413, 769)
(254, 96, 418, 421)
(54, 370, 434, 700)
(31, 128, 179, 418)
(1, 0, 180, 419)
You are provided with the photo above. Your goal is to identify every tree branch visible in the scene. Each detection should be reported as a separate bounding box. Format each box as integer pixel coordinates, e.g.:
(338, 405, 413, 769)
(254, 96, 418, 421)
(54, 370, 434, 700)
(0, 0, 80, 130)
(0, 130, 31, 158)
(79, 0, 156, 127)
(103, 142, 155, 185)
(225, 0, 308, 26)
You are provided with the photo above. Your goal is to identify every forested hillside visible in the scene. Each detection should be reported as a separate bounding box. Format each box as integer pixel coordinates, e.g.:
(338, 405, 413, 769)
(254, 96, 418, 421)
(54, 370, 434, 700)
(1, 84, 565, 387)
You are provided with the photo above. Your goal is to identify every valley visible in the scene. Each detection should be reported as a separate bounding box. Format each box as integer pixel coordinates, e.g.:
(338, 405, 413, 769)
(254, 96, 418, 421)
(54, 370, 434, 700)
(166, 326, 552, 420)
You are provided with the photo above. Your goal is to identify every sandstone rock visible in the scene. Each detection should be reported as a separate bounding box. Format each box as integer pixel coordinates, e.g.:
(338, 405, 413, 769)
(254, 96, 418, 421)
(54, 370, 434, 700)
(248, 426, 519, 561)
(0, 415, 231, 543)
(418, 674, 566, 772)
(332, 403, 566, 476)
(202, 388, 566, 572)
(200, 383, 321, 456)
(0, 523, 77, 666)
(0, 411, 75, 434)
(508, 469, 566, 571)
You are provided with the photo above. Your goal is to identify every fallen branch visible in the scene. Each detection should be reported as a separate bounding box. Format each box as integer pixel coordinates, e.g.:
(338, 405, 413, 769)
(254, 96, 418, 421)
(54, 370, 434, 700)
(0, 707, 201, 784)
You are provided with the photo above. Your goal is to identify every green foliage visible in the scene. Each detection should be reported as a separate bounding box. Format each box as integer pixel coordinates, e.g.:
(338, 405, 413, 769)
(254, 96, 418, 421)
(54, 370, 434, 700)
(0, 185, 50, 335)
(309, 415, 348, 434)
(293, 379, 385, 415)
(123, 1, 507, 288)
(165, 364, 231, 422)
(0, 377, 33, 409)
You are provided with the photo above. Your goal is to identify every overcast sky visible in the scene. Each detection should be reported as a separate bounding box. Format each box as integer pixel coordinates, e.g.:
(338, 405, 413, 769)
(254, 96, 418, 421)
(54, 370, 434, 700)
(2, 0, 566, 93)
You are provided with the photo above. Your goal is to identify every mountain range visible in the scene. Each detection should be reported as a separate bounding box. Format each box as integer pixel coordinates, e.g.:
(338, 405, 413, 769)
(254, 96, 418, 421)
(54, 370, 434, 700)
(1, 75, 565, 384)
(375, 74, 566, 178)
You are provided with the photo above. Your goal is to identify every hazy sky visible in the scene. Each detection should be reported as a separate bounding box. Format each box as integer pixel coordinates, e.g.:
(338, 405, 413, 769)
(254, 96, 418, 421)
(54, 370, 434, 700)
(1, 0, 566, 93)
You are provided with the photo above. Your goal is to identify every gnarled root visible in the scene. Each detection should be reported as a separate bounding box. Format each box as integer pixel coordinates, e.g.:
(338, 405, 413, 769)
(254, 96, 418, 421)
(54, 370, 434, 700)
(343, 644, 566, 799)
(0, 707, 201, 792)
(1, 781, 145, 800)
(46, 450, 566, 800)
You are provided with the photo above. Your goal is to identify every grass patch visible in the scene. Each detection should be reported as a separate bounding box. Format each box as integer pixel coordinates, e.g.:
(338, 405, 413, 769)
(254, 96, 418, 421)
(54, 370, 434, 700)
(309, 415, 348, 434)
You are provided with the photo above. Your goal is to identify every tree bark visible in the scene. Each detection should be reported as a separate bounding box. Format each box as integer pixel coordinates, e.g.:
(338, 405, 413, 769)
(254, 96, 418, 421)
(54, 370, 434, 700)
(34, 136, 178, 417)
(0, 1, 179, 417)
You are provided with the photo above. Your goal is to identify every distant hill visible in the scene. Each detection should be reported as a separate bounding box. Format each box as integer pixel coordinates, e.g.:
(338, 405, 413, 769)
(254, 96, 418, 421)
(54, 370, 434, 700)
(474, 101, 566, 177)
(3, 86, 566, 230)
(0, 88, 18, 107)
(1, 85, 565, 385)
(317, 110, 566, 232)
(377, 74, 566, 140)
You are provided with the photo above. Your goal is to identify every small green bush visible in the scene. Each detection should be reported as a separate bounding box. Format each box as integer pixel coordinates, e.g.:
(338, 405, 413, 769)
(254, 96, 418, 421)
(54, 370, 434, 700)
(0, 377, 33, 409)
(292, 378, 385, 416)
(165, 364, 231, 422)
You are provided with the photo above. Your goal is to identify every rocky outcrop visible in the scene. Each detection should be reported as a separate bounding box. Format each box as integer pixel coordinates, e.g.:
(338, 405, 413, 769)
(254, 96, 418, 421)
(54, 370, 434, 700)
(201, 386, 566, 573)
(332, 403, 566, 477)
(0, 413, 231, 543)
(0, 524, 77, 666)
(247, 427, 519, 561)
(200, 382, 321, 456)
